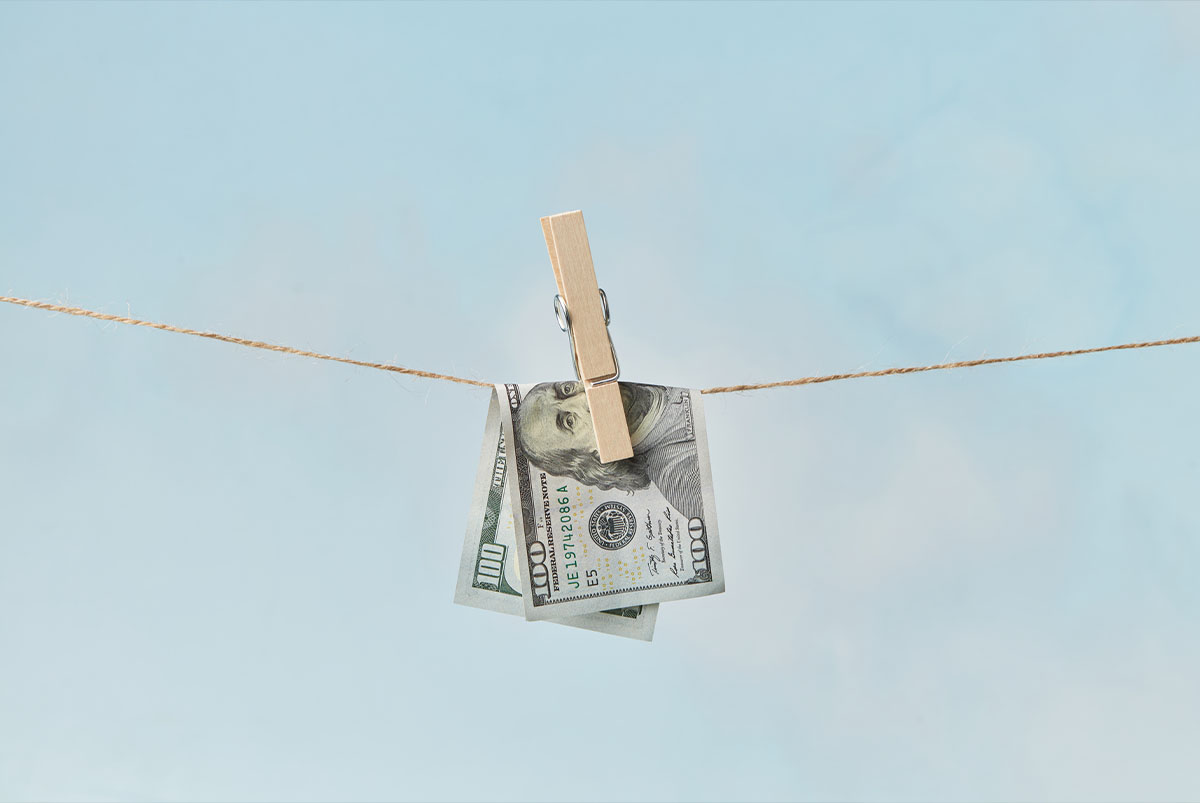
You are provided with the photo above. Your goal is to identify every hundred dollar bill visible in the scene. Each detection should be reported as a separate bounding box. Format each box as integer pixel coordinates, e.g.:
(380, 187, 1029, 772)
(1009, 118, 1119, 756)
(455, 393, 658, 641)
(497, 381, 724, 620)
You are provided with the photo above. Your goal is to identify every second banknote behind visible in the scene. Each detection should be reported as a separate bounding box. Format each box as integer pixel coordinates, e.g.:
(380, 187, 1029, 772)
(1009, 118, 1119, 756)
(497, 381, 724, 620)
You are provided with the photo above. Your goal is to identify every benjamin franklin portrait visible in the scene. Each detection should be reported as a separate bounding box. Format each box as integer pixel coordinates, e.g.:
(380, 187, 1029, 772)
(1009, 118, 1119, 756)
(513, 381, 703, 520)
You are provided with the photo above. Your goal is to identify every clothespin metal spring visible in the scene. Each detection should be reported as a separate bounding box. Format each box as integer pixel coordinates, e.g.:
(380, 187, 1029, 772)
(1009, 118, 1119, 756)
(553, 289, 620, 387)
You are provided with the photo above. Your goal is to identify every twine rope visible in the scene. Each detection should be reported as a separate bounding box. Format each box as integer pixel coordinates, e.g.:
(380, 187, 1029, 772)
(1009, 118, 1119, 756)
(0, 296, 491, 388)
(3, 295, 1197, 394)
(700, 336, 1200, 394)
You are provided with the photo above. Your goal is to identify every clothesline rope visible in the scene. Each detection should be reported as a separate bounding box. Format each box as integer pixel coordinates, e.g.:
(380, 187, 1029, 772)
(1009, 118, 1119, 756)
(3, 295, 1197, 394)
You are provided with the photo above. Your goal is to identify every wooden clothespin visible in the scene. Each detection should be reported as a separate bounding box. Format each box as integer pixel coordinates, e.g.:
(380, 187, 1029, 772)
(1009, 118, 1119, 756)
(540, 210, 633, 464)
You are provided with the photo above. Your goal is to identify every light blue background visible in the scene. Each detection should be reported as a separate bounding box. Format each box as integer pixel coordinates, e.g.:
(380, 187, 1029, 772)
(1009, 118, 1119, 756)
(2, 3, 1198, 801)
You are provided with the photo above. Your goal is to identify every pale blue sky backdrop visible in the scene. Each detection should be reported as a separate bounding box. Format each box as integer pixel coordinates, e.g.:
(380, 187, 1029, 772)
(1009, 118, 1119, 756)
(2, 3, 1199, 801)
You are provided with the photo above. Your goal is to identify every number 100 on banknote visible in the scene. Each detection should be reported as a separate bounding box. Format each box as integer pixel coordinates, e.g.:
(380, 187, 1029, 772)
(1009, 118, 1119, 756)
(496, 381, 724, 621)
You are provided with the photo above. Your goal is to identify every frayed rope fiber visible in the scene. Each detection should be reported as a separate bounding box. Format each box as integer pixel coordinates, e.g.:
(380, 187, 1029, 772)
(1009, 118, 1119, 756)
(4, 295, 1197, 395)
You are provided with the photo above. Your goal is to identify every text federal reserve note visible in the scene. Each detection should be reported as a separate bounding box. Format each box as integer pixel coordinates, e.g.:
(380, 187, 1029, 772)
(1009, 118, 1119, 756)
(454, 394, 658, 640)
(497, 381, 723, 620)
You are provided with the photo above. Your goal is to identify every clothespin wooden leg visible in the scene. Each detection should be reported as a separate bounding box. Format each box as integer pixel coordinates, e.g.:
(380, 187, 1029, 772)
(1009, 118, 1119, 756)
(540, 211, 634, 463)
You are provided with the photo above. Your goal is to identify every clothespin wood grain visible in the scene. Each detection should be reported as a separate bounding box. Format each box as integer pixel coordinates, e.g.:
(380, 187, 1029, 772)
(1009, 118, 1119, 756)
(540, 210, 634, 464)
